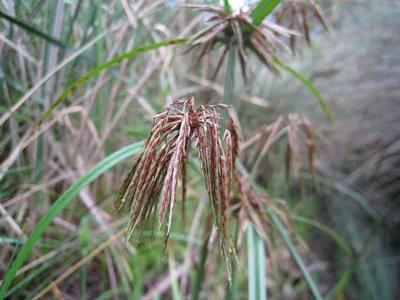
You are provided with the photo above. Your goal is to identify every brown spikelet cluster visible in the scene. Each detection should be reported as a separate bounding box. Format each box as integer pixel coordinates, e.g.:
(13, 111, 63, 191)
(286, 114, 319, 192)
(115, 96, 239, 277)
(275, 0, 329, 52)
(184, 5, 297, 78)
(234, 166, 292, 248)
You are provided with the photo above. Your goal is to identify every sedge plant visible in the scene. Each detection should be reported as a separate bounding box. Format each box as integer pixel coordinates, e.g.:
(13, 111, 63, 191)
(0, 1, 335, 299)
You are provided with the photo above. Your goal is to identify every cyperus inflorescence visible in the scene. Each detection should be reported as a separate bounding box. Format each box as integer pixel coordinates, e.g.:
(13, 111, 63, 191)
(185, 4, 297, 78)
(115, 96, 239, 277)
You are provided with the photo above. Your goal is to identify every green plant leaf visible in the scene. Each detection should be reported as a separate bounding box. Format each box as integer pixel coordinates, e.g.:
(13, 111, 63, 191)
(224, 0, 232, 14)
(293, 215, 352, 257)
(0, 9, 70, 50)
(0, 104, 34, 123)
(0, 141, 144, 298)
(273, 57, 335, 127)
(267, 212, 323, 300)
(38, 38, 188, 125)
(247, 224, 267, 300)
(250, 0, 282, 26)
(237, 160, 323, 300)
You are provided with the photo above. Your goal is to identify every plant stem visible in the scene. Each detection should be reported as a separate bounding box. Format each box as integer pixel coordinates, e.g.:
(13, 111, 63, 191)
(237, 160, 323, 300)
(224, 219, 240, 300)
(223, 45, 235, 105)
(193, 214, 212, 300)
(268, 212, 322, 300)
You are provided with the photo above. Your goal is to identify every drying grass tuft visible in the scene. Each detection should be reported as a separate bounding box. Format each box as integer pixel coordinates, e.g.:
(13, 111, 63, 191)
(115, 96, 239, 278)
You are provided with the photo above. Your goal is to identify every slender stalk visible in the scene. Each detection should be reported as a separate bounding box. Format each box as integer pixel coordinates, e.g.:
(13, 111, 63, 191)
(268, 212, 322, 300)
(223, 45, 235, 105)
(237, 160, 323, 300)
(193, 214, 212, 300)
(224, 220, 240, 300)
(326, 198, 400, 299)
(250, 126, 288, 182)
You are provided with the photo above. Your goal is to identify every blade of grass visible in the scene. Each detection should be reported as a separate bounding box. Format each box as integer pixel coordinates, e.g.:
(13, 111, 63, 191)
(0, 104, 34, 123)
(224, 220, 240, 300)
(0, 9, 70, 50)
(0, 30, 108, 127)
(223, 45, 235, 106)
(39, 38, 188, 124)
(224, 0, 232, 14)
(273, 57, 335, 127)
(326, 197, 400, 299)
(192, 214, 212, 300)
(250, 126, 288, 181)
(247, 224, 267, 300)
(237, 161, 323, 300)
(256, 229, 267, 300)
(168, 250, 181, 300)
(267, 212, 322, 300)
(292, 215, 352, 257)
(0, 0, 48, 65)
(303, 172, 377, 220)
(250, 0, 282, 26)
(32, 229, 126, 300)
(0, 141, 144, 298)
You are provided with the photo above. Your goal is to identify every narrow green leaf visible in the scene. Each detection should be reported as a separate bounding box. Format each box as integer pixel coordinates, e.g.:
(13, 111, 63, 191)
(268, 212, 323, 300)
(38, 38, 188, 124)
(247, 225, 257, 300)
(193, 223, 211, 300)
(224, 0, 232, 14)
(250, 0, 282, 26)
(0, 9, 70, 50)
(273, 57, 335, 127)
(0, 141, 144, 298)
(293, 215, 352, 257)
(247, 224, 267, 300)
(237, 160, 323, 300)
(0, 104, 34, 123)
(303, 173, 377, 219)
(223, 45, 235, 105)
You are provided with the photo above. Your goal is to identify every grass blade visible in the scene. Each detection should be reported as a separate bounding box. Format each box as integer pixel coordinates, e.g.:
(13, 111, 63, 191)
(223, 45, 235, 106)
(224, 0, 232, 14)
(292, 215, 352, 257)
(193, 215, 212, 300)
(268, 212, 323, 300)
(0, 141, 144, 298)
(247, 224, 267, 300)
(237, 161, 323, 300)
(273, 57, 335, 127)
(39, 38, 188, 124)
(250, 0, 282, 26)
(0, 9, 70, 50)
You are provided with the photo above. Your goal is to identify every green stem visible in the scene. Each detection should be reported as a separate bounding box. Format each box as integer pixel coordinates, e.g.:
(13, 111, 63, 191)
(223, 45, 235, 105)
(325, 198, 400, 299)
(237, 161, 323, 300)
(268, 212, 322, 300)
(250, 126, 288, 182)
(224, 220, 240, 300)
(193, 215, 212, 300)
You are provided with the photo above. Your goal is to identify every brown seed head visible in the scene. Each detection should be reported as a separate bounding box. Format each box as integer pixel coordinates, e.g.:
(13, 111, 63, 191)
(115, 96, 240, 279)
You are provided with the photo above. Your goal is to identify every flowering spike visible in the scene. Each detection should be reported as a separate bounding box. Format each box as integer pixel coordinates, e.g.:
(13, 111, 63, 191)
(115, 96, 239, 278)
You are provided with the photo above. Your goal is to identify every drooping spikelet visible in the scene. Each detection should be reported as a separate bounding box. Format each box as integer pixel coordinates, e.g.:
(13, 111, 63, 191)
(115, 96, 239, 279)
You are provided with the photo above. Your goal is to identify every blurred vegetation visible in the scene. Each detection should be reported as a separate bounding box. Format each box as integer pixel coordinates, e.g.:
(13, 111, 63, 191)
(0, 0, 399, 299)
